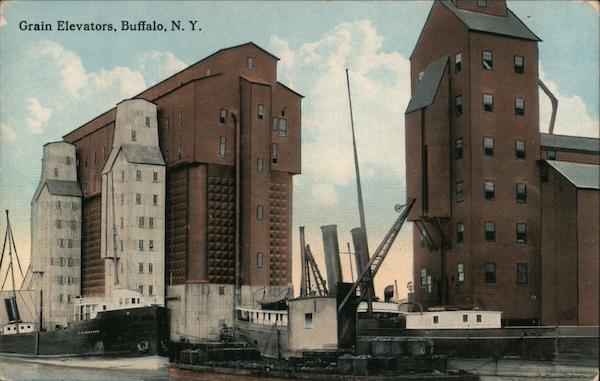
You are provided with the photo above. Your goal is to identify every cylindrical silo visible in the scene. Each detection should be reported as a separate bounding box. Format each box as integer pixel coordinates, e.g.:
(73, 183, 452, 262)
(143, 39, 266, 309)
(321, 225, 343, 296)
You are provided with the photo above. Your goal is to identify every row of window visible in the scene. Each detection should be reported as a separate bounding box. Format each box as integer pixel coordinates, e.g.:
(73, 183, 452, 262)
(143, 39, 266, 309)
(420, 221, 528, 246)
(127, 170, 160, 182)
(453, 50, 524, 74)
(120, 193, 159, 206)
(420, 262, 528, 289)
(56, 275, 78, 285)
(54, 201, 79, 211)
(55, 219, 77, 230)
(137, 284, 155, 295)
(456, 182, 527, 203)
(455, 138, 527, 160)
(138, 262, 154, 274)
(58, 294, 74, 304)
(454, 94, 525, 115)
(56, 238, 75, 248)
(134, 216, 157, 229)
(50, 257, 77, 267)
(115, 239, 157, 252)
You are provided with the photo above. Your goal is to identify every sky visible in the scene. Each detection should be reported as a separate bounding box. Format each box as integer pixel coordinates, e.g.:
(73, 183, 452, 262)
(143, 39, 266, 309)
(0, 1, 598, 298)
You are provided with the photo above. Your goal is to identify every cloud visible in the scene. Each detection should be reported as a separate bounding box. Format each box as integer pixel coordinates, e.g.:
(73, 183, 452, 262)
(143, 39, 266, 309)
(0, 122, 17, 142)
(0, 1, 10, 28)
(138, 51, 187, 86)
(539, 67, 599, 138)
(311, 184, 338, 206)
(26, 98, 53, 134)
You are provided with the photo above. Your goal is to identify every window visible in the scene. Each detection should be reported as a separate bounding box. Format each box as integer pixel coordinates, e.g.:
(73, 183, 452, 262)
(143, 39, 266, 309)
(247, 57, 255, 70)
(456, 181, 464, 203)
(138, 240, 144, 251)
(454, 95, 463, 116)
(482, 50, 493, 70)
(514, 55, 524, 73)
(457, 263, 465, 282)
(59, 294, 64, 303)
(71, 220, 76, 230)
(256, 252, 264, 268)
(257, 158, 265, 174)
(149, 240, 154, 250)
(257, 206, 264, 220)
(131, 130, 137, 141)
(68, 257, 74, 267)
(121, 194, 125, 205)
(53, 168, 59, 177)
(258, 104, 264, 120)
(485, 262, 496, 283)
(121, 171, 125, 182)
(149, 285, 154, 295)
(517, 263, 528, 284)
(477, 0, 487, 7)
(420, 268, 427, 288)
(56, 201, 61, 209)
(272, 117, 278, 131)
(145, 116, 150, 127)
(483, 137, 494, 157)
(515, 98, 525, 116)
(148, 263, 153, 274)
(476, 314, 482, 323)
(56, 219, 62, 229)
(516, 141, 526, 159)
(220, 109, 227, 124)
(279, 118, 287, 137)
(178, 111, 183, 128)
(419, 233, 426, 248)
(58, 276, 64, 285)
(218, 286, 225, 295)
(136, 193, 141, 204)
(484, 181, 495, 201)
(153, 194, 158, 205)
(272, 143, 278, 164)
(139, 285, 144, 295)
(66, 156, 72, 165)
(547, 150, 556, 160)
(139, 263, 144, 273)
(153, 172, 158, 182)
(67, 239, 73, 248)
(304, 313, 313, 329)
(59, 257, 65, 267)
(149, 217, 154, 228)
(120, 240, 123, 251)
(418, 71, 424, 81)
(72, 202, 77, 211)
(484, 222, 496, 242)
(455, 53, 462, 72)
(455, 138, 463, 160)
(457, 223, 464, 244)
(139, 217, 145, 228)
(516, 183, 527, 203)
(219, 136, 226, 157)
(483, 94, 493, 112)
(136, 170, 142, 181)
(433, 315, 439, 324)
(463, 314, 468, 323)
(516, 223, 527, 244)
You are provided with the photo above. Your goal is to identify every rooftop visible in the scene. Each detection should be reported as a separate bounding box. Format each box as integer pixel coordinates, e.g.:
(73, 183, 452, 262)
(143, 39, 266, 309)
(546, 160, 599, 190)
(540, 133, 600, 153)
(405, 56, 448, 114)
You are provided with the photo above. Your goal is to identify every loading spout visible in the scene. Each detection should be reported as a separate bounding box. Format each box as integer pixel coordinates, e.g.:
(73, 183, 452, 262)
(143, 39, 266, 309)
(538, 79, 558, 134)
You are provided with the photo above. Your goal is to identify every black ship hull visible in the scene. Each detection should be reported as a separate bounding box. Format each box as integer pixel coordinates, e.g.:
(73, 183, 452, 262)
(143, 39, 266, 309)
(0, 305, 169, 357)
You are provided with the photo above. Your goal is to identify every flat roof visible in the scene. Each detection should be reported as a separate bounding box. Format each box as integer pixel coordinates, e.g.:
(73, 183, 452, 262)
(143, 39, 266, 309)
(547, 160, 599, 190)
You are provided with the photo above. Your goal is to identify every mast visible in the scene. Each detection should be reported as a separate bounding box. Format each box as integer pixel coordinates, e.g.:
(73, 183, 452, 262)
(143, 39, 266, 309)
(1, 210, 24, 333)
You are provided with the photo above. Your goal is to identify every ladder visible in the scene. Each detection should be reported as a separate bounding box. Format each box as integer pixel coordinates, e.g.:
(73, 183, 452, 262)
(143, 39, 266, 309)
(338, 198, 415, 313)
(305, 244, 328, 296)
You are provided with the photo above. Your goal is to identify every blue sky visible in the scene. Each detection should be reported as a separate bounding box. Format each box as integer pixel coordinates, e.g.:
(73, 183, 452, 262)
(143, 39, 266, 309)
(1, 1, 598, 296)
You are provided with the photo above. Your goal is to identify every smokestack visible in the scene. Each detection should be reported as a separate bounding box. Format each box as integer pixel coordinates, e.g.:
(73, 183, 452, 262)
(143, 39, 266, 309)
(321, 225, 343, 296)
(351, 227, 369, 276)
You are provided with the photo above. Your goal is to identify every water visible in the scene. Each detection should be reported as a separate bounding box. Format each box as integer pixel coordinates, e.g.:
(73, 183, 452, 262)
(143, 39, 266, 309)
(0, 356, 169, 381)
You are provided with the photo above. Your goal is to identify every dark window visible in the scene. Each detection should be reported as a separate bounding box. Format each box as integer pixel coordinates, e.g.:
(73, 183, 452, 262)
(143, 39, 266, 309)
(515, 98, 525, 116)
(483, 94, 493, 112)
(455, 53, 462, 72)
(455, 138, 463, 160)
(139, 263, 144, 273)
(457, 223, 464, 244)
(485, 262, 496, 283)
(258, 104, 264, 120)
(153, 171, 158, 182)
(139, 217, 145, 228)
(131, 130, 136, 141)
(477, 314, 482, 323)
(517, 263, 528, 284)
(138, 240, 144, 251)
(279, 118, 287, 137)
(257, 206, 264, 220)
(66, 156, 72, 165)
(219, 286, 225, 295)
(305, 313, 313, 329)
(149, 217, 154, 228)
(485, 222, 496, 242)
(256, 252, 264, 268)
(145, 116, 150, 127)
(455, 95, 463, 115)
(516, 223, 527, 244)
(257, 158, 265, 174)
(516, 141, 526, 159)
(272, 143, 278, 164)
(484, 181, 495, 201)
(516, 183, 527, 203)
(153, 194, 158, 205)
(463, 314, 468, 323)
(484, 137, 494, 157)
(220, 109, 227, 124)
(456, 181, 464, 203)
(478, 0, 487, 7)
(457, 264, 465, 282)
(136, 193, 141, 204)
(219, 136, 226, 157)
(136, 170, 142, 181)
(547, 150, 556, 160)
(514, 55, 524, 74)
(148, 263, 153, 273)
(482, 50, 493, 70)
(433, 316, 439, 324)
(420, 268, 427, 288)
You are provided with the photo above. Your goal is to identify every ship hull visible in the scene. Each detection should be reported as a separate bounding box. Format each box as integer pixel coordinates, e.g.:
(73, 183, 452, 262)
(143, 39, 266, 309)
(0, 305, 169, 357)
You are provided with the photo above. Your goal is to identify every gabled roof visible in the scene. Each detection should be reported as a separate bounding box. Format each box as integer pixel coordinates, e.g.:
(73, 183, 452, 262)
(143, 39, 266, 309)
(540, 133, 600, 154)
(547, 160, 599, 190)
(34, 180, 82, 201)
(405, 56, 448, 114)
(440, 1, 541, 41)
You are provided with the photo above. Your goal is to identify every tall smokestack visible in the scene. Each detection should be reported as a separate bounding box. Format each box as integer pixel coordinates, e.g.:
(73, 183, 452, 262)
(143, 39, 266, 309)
(321, 225, 343, 296)
(351, 227, 375, 299)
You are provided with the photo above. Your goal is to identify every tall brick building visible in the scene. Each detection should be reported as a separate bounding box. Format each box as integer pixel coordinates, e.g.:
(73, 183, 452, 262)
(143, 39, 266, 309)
(405, 0, 598, 325)
(63, 43, 302, 300)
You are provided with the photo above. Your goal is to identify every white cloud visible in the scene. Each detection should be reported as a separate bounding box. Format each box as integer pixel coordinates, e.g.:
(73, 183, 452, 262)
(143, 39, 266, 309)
(0, 1, 10, 28)
(0, 122, 17, 142)
(138, 51, 187, 87)
(311, 184, 338, 206)
(539, 67, 599, 138)
(26, 98, 53, 134)
(271, 20, 411, 190)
